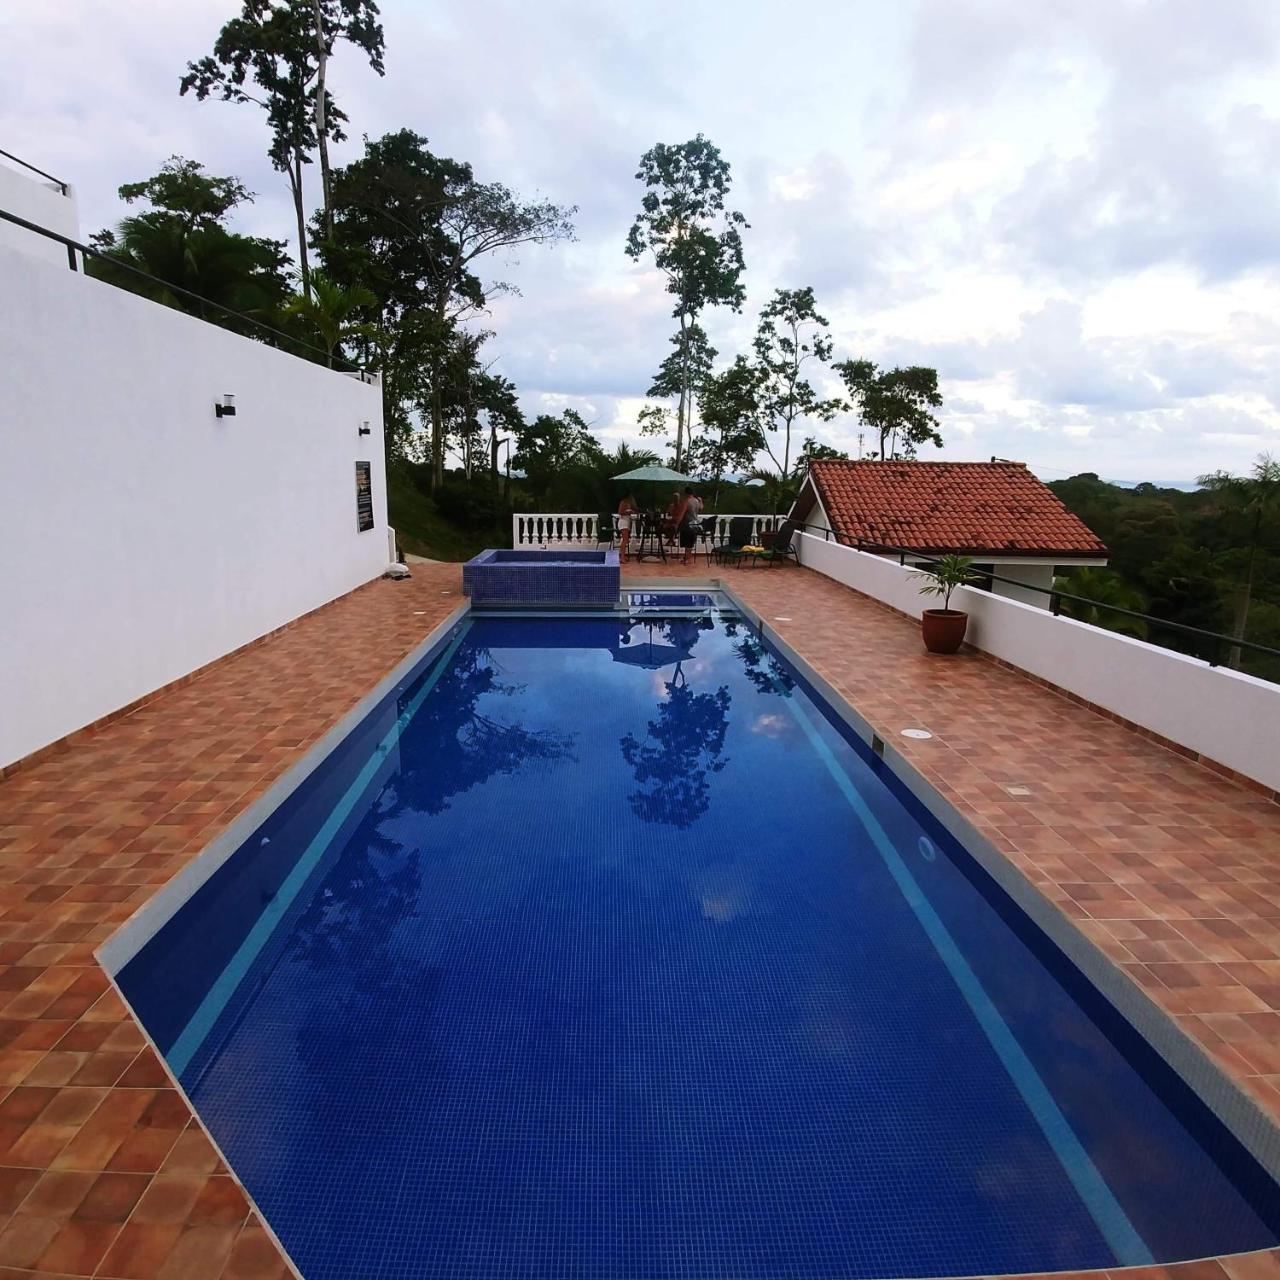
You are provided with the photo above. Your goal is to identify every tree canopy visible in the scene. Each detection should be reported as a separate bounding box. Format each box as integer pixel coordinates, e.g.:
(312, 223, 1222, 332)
(835, 359, 943, 460)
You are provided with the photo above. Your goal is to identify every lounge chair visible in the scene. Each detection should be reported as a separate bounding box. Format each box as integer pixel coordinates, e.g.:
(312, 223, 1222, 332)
(711, 516, 755, 567)
(753, 520, 800, 567)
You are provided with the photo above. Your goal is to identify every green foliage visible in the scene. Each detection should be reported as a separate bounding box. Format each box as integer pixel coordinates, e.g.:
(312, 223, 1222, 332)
(912, 555, 977, 612)
(87, 161, 291, 336)
(116, 156, 252, 232)
(835, 359, 943, 460)
(180, 0, 386, 290)
(1049, 465, 1280, 679)
(692, 357, 765, 496)
(281, 269, 378, 365)
(751, 287, 842, 478)
(511, 409, 604, 505)
(1054, 568, 1149, 639)
(320, 128, 573, 483)
(648, 323, 717, 401)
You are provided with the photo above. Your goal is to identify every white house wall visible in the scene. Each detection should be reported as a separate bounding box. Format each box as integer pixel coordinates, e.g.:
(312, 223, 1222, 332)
(795, 532, 1280, 795)
(0, 244, 389, 768)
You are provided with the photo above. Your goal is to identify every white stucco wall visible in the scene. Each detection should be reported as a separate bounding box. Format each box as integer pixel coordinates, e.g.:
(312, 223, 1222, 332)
(989, 562, 1056, 607)
(0, 243, 389, 769)
(795, 533, 1280, 794)
(0, 161, 79, 266)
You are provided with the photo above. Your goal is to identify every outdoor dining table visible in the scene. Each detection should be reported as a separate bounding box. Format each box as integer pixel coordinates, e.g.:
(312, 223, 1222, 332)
(631, 511, 668, 563)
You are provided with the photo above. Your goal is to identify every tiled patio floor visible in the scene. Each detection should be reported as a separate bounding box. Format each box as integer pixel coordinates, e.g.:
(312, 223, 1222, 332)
(0, 555, 1277, 1279)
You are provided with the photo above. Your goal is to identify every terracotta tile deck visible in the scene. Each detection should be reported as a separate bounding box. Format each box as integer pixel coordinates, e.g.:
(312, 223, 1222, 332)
(0, 554, 1276, 1278)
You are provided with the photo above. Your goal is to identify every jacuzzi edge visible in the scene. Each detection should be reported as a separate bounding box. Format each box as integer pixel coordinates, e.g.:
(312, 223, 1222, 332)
(95, 600, 473, 978)
(718, 581, 1280, 1191)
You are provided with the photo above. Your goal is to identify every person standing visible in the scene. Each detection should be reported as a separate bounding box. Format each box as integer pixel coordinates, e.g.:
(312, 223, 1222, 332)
(617, 492, 637, 561)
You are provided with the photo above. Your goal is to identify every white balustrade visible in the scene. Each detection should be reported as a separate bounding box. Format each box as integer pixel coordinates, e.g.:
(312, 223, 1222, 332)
(511, 512, 784, 548)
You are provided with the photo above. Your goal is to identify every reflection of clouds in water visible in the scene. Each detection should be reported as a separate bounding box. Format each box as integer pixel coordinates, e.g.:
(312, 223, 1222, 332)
(752, 713, 791, 739)
(691, 865, 753, 923)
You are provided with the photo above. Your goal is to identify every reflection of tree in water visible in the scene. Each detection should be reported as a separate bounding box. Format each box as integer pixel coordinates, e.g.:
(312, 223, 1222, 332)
(287, 642, 574, 1082)
(621, 671, 732, 828)
(723, 618, 795, 695)
(399, 644, 576, 816)
(290, 830, 434, 1080)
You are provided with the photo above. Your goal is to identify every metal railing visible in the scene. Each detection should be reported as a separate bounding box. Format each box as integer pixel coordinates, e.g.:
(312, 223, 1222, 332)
(0, 149, 68, 195)
(791, 520, 1280, 670)
(0, 204, 365, 374)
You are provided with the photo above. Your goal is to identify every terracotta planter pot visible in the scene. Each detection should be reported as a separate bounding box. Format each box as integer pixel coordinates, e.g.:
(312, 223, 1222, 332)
(921, 608, 968, 655)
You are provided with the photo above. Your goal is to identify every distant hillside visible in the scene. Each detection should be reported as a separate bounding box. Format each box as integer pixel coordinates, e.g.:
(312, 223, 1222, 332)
(1047, 472, 1279, 683)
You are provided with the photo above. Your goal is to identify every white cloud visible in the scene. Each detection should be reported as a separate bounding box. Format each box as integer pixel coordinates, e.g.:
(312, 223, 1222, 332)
(4, 0, 1280, 481)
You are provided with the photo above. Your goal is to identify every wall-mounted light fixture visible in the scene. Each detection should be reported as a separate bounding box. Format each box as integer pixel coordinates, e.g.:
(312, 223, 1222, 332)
(358, 420, 371, 437)
(214, 394, 236, 419)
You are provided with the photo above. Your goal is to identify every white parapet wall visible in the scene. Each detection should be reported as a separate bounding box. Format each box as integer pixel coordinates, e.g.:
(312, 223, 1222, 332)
(0, 242, 390, 769)
(795, 532, 1280, 795)
(0, 159, 80, 267)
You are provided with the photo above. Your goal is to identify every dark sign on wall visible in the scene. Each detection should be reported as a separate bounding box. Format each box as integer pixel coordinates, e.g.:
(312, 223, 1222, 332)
(355, 461, 374, 532)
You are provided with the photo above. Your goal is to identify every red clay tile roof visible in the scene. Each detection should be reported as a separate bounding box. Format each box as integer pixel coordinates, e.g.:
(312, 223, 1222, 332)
(799, 460, 1109, 558)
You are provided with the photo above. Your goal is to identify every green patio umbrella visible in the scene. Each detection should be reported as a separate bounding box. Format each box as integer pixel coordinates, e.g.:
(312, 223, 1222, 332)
(612, 463, 696, 520)
(612, 465, 695, 484)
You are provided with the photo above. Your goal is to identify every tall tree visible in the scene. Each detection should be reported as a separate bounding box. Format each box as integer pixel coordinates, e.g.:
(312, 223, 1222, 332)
(321, 130, 574, 485)
(180, 0, 385, 296)
(751, 287, 841, 479)
(626, 136, 747, 471)
(1197, 453, 1280, 668)
(836, 360, 943, 460)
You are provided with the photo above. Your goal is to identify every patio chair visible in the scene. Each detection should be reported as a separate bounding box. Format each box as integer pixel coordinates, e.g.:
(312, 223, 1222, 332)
(711, 516, 754, 567)
(595, 514, 615, 548)
(696, 515, 719, 560)
(754, 519, 800, 567)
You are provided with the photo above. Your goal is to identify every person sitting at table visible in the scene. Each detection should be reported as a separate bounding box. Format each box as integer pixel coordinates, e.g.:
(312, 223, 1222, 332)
(617, 492, 637, 561)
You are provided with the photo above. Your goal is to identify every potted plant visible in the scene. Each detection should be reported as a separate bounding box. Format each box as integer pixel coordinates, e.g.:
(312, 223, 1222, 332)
(912, 554, 977, 654)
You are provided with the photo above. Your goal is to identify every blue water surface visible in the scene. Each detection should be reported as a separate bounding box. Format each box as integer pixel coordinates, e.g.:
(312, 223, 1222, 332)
(119, 608, 1280, 1280)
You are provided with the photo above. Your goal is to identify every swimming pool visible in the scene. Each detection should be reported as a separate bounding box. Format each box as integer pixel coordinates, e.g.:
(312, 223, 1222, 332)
(108, 598, 1280, 1280)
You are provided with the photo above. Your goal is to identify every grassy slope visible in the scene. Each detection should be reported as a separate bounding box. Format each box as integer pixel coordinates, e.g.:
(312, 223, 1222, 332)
(386, 465, 500, 562)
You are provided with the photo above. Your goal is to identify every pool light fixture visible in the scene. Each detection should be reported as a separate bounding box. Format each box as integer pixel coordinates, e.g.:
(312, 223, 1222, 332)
(214, 393, 236, 419)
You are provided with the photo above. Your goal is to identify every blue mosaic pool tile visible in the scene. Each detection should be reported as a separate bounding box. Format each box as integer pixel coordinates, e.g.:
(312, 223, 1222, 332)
(120, 609, 1280, 1280)
(463, 548, 620, 607)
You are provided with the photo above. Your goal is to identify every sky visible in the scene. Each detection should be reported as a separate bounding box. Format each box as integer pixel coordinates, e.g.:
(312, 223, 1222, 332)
(4, 0, 1280, 483)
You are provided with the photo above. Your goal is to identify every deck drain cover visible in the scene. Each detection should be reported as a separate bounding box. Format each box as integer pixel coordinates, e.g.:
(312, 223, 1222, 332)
(1006, 785, 1033, 797)
(900, 728, 933, 740)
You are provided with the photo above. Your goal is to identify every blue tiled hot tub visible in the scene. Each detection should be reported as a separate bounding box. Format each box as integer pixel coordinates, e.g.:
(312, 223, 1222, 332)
(462, 548, 621, 608)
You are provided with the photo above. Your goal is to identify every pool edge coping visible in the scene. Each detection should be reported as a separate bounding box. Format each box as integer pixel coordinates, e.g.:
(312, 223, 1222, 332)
(718, 581, 1280, 1192)
(95, 599, 473, 978)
